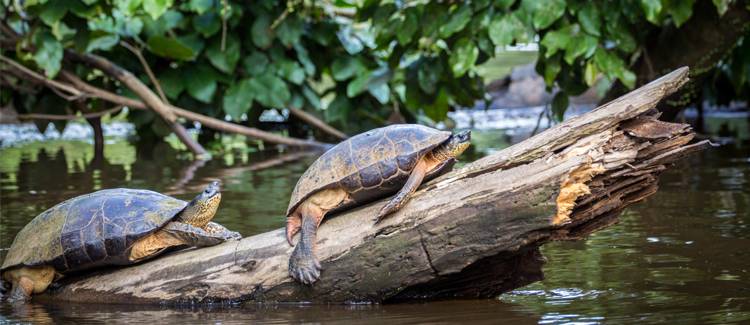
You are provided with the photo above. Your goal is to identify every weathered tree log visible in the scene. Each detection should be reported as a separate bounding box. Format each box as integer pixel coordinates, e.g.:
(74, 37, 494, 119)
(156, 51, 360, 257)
(42, 67, 707, 304)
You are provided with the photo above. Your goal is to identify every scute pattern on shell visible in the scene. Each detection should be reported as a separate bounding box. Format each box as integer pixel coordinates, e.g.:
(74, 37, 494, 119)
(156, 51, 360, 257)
(286, 124, 451, 216)
(1, 189, 187, 273)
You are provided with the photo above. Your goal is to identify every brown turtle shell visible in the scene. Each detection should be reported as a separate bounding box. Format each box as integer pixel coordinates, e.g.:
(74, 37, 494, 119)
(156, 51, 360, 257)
(1, 189, 187, 274)
(286, 124, 453, 216)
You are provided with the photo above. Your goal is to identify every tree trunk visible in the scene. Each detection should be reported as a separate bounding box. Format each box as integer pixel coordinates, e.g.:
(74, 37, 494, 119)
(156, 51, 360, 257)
(42, 68, 708, 305)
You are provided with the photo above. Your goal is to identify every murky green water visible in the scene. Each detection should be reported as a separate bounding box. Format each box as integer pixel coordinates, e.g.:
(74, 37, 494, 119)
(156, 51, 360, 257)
(0, 128, 748, 324)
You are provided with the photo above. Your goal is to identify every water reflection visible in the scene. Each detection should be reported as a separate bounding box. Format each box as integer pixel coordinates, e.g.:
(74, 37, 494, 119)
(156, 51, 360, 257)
(0, 300, 539, 324)
(1, 132, 749, 324)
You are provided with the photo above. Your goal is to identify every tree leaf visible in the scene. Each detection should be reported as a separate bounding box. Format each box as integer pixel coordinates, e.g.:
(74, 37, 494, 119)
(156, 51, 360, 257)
(712, 0, 729, 15)
(368, 82, 390, 104)
(488, 13, 525, 47)
(277, 16, 303, 47)
(540, 26, 571, 58)
(223, 78, 255, 120)
(117, 0, 143, 16)
(584, 60, 598, 86)
(39, 0, 68, 27)
(564, 33, 597, 64)
(397, 10, 418, 45)
(543, 55, 561, 86)
(578, 4, 601, 36)
(86, 33, 119, 52)
(439, 5, 472, 38)
(193, 11, 221, 36)
(302, 85, 322, 109)
(251, 73, 290, 107)
(185, 65, 217, 103)
(418, 60, 443, 94)
(668, 0, 694, 27)
(449, 37, 479, 77)
(423, 87, 449, 121)
(143, 0, 173, 20)
(336, 26, 364, 54)
(159, 68, 185, 99)
(147, 35, 195, 60)
(251, 11, 273, 49)
(332, 57, 365, 81)
(523, 0, 566, 29)
(242, 51, 269, 76)
(294, 43, 316, 76)
(206, 35, 241, 73)
(347, 71, 372, 97)
(640, 0, 662, 24)
(495, 0, 516, 10)
(551, 91, 569, 121)
(188, 0, 214, 14)
(326, 95, 350, 122)
(277, 60, 306, 85)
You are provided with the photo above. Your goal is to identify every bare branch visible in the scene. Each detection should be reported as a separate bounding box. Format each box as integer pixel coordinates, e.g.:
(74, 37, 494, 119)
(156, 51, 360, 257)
(0, 55, 83, 100)
(120, 41, 170, 104)
(59, 70, 330, 148)
(17, 105, 123, 121)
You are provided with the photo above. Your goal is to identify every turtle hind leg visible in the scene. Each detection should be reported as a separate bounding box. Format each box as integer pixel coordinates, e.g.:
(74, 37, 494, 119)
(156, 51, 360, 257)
(375, 158, 428, 223)
(288, 206, 324, 285)
(3, 266, 55, 303)
(286, 212, 302, 246)
(7, 277, 33, 303)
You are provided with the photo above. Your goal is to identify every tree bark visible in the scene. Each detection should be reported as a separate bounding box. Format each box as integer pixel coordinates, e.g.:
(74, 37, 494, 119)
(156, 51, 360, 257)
(41, 68, 707, 305)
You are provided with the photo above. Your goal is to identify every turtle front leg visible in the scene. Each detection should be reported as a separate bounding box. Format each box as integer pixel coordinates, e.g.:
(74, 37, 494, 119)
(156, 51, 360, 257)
(375, 158, 428, 223)
(205, 222, 243, 241)
(288, 210, 323, 285)
(161, 222, 235, 247)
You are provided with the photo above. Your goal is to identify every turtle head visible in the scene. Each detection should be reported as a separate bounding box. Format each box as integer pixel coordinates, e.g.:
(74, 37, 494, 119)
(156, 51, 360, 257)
(179, 181, 222, 228)
(444, 130, 471, 158)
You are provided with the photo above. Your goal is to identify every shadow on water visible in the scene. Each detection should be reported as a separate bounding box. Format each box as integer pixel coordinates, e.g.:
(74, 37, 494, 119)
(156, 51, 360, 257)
(0, 126, 749, 324)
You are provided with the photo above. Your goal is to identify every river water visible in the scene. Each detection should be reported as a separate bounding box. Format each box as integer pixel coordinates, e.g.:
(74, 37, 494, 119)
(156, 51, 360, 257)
(0, 121, 748, 324)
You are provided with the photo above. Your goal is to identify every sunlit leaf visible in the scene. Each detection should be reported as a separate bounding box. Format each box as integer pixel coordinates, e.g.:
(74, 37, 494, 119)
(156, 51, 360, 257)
(522, 0, 566, 29)
(347, 71, 372, 97)
(640, 0, 662, 24)
(449, 37, 479, 77)
(143, 0, 173, 20)
(439, 5, 472, 38)
(578, 4, 601, 36)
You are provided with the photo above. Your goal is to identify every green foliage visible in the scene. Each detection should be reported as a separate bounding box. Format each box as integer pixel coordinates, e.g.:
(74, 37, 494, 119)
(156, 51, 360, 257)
(2, 0, 746, 142)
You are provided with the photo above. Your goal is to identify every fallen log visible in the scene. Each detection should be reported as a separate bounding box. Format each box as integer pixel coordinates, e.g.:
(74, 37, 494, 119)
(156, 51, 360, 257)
(43, 67, 707, 304)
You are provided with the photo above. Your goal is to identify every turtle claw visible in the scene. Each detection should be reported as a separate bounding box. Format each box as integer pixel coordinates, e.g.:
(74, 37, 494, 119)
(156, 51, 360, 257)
(289, 245, 322, 285)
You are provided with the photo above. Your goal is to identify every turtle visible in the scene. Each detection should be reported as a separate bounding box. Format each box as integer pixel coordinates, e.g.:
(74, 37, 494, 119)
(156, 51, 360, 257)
(285, 124, 471, 284)
(0, 181, 241, 302)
